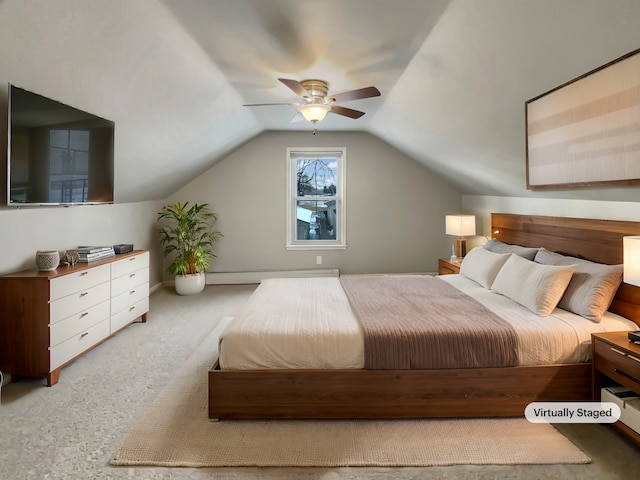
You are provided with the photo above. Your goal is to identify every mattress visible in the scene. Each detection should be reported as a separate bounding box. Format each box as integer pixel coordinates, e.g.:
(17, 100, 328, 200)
(218, 275, 637, 370)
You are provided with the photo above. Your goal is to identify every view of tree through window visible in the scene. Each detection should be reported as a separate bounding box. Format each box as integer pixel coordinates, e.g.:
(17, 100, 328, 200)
(296, 157, 338, 240)
(287, 148, 345, 248)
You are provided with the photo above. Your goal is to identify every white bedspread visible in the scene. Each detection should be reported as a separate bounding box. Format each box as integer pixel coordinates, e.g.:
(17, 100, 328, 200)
(219, 277, 364, 369)
(218, 275, 637, 370)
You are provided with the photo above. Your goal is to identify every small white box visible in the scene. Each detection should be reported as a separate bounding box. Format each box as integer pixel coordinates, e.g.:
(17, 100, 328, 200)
(602, 387, 640, 434)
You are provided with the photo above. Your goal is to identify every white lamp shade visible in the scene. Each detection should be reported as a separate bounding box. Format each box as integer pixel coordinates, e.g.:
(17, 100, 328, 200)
(445, 215, 476, 237)
(623, 236, 640, 287)
(298, 103, 330, 122)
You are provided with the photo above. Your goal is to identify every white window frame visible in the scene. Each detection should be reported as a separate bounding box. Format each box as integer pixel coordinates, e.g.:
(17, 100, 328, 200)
(286, 147, 347, 250)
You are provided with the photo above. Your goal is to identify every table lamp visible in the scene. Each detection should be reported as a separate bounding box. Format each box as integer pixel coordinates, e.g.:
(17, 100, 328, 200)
(623, 236, 640, 287)
(623, 237, 640, 342)
(446, 214, 476, 259)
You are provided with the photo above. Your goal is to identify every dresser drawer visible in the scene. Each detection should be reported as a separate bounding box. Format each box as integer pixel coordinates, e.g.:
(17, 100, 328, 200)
(50, 318, 110, 371)
(594, 339, 640, 390)
(111, 267, 149, 297)
(50, 264, 110, 301)
(111, 282, 149, 315)
(111, 297, 149, 333)
(50, 281, 111, 324)
(111, 252, 150, 278)
(49, 300, 110, 347)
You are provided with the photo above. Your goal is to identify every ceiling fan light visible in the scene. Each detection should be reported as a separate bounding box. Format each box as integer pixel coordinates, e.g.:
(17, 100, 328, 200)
(298, 103, 330, 122)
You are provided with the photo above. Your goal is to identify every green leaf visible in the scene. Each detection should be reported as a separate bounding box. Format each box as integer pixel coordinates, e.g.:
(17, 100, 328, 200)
(157, 202, 223, 276)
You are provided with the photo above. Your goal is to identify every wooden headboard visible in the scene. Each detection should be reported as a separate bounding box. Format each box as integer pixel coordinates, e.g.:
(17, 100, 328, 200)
(491, 213, 640, 327)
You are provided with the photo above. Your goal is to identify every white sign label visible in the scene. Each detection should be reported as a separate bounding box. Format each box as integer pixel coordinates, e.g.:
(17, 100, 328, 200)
(525, 402, 620, 423)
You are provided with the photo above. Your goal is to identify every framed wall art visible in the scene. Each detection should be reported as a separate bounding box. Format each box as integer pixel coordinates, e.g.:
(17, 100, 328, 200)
(526, 48, 640, 190)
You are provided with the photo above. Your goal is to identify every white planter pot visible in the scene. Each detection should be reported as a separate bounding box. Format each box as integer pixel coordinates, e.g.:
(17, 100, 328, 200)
(174, 273, 206, 295)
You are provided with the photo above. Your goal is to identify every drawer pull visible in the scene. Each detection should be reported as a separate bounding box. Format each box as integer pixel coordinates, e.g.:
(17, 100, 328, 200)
(129, 306, 136, 311)
(629, 354, 640, 363)
(80, 332, 89, 338)
(80, 271, 89, 276)
(80, 292, 89, 297)
(610, 347, 627, 356)
(129, 290, 136, 295)
(80, 312, 89, 318)
(129, 273, 136, 278)
(129, 257, 136, 261)
(613, 367, 640, 385)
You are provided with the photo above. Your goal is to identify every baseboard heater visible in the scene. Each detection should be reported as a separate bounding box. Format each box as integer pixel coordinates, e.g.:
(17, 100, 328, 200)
(206, 268, 340, 285)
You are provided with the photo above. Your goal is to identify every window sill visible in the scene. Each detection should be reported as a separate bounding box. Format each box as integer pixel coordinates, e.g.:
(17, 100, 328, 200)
(285, 244, 347, 251)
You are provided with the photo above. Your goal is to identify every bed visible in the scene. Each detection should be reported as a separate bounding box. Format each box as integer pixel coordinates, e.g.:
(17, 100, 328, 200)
(208, 214, 640, 419)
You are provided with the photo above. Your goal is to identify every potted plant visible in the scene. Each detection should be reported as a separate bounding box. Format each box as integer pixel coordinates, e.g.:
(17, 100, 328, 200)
(157, 201, 222, 295)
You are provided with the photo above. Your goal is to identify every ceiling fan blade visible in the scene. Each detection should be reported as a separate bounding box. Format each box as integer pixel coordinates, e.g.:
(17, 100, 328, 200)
(243, 102, 297, 107)
(278, 78, 307, 97)
(330, 86, 381, 103)
(329, 105, 366, 119)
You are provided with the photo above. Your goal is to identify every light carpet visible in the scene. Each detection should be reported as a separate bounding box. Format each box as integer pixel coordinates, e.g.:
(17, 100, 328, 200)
(110, 318, 590, 468)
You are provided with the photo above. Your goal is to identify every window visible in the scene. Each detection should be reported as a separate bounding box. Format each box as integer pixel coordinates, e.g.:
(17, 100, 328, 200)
(286, 147, 346, 249)
(49, 129, 90, 203)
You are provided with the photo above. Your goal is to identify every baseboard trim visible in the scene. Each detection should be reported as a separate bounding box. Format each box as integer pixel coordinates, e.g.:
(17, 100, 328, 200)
(206, 268, 340, 285)
(149, 282, 165, 294)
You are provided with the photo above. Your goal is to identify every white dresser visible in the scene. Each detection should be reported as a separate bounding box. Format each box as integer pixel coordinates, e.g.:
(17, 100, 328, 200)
(110, 251, 150, 333)
(0, 250, 149, 386)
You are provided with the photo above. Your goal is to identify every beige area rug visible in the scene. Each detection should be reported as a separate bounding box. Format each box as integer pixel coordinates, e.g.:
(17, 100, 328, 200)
(110, 318, 591, 468)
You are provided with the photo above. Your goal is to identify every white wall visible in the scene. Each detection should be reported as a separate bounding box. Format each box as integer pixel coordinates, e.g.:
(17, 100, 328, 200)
(463, 195, 640, 241)
(5, 147, 637, 284)
(0, 201, 163, 283)
(0, 48, 164, 281)
(167, 130, 462, 277)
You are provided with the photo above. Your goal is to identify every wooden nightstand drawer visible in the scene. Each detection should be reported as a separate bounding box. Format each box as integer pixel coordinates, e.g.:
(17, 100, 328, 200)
(594, 340, 640, 390)
(592, 331, 640, 447)
(438, 258, 461, 275)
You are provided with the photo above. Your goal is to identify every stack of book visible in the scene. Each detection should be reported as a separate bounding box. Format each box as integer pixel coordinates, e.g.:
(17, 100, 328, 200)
(76, 246, 115, 263)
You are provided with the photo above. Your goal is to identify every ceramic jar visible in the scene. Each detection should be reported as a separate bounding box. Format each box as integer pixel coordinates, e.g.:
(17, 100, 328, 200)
(35, 250, 60, 271)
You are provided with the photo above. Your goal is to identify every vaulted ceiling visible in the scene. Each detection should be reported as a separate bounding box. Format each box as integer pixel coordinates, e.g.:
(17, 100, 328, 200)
(1, 0, 639, 203)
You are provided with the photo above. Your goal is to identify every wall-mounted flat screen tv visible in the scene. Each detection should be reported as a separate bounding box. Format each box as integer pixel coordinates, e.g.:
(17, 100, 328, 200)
(7, 84, 114, 206)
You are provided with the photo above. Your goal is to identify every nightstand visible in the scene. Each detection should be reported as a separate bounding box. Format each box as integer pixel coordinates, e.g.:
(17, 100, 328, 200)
(438, 258, 461, 275)
(592, 331, 640, 447)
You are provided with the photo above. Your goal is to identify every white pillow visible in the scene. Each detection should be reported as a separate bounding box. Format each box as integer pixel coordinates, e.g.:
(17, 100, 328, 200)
(534, 248, 623, 323)
(483, 238, 540, 261)
(459, 247, 511, 289)
(491, 254, 576, 316)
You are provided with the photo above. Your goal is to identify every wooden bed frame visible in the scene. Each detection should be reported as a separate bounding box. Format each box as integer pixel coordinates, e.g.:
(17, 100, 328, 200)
(208, 213, 640, 419)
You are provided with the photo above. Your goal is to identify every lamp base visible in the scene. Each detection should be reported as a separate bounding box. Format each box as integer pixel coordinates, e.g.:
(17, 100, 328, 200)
(456, 237, 467, 258)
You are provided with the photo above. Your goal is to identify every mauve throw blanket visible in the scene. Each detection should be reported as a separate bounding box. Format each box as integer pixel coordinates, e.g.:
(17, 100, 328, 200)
(339, 276, 519, 369)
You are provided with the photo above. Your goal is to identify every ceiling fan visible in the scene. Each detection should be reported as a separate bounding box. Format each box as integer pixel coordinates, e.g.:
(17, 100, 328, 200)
(243, 78, 381, 123)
